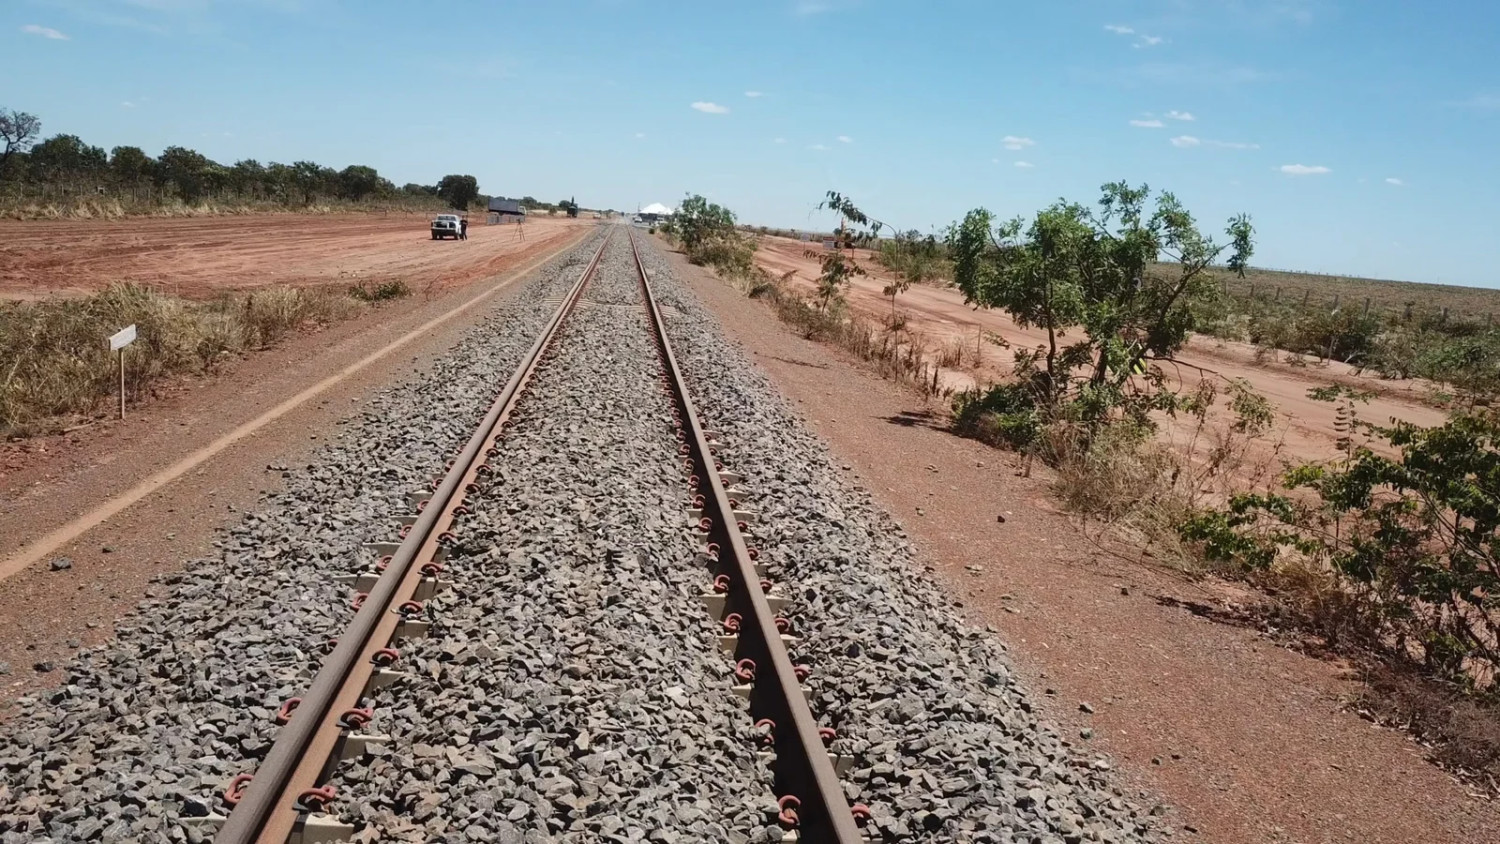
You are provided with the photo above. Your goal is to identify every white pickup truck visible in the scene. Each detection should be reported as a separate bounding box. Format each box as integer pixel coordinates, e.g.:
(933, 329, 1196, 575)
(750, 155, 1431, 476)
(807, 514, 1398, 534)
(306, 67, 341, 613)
(431, 214, 463, 240)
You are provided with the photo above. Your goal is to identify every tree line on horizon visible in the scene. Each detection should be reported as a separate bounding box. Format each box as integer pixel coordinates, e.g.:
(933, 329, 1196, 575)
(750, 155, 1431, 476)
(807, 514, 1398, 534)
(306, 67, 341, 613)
(0, 106, 506, 213)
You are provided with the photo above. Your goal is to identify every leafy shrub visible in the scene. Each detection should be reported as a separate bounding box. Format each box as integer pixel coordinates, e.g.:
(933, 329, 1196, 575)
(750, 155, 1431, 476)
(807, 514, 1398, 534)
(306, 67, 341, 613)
(1179, 411, 1500, 688)
(953, 382, 1043, 451)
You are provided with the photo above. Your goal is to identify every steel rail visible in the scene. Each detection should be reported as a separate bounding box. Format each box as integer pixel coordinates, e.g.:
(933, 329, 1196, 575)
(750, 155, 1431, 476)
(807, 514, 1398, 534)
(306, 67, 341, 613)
(216, 229, 612, 844)
(626, 230, 865, 843)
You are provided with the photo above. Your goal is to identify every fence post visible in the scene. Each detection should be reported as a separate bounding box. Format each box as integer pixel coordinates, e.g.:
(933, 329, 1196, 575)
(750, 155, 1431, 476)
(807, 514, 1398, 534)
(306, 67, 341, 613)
(1274, 287, 1282, 302)
(1441, 307, 1449, 324)
(1363, 297, 1371, 316)
(1332, 293, 1340, 311)
(1404, 303, 1413, 321)
(1303, 289, 1311, 307)
(1248, 282, 1255, 300)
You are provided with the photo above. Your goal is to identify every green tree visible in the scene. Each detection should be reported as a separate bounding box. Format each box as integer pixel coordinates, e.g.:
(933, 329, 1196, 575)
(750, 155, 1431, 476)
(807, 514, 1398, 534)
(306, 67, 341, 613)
(673, 193, 737, 252)
(110, 146, 155, 187)
(337, 165, 382, 201)
(27, 134, 107, 185)
(156, 146, 215, 201)
(947, 182, 1253, 417)
(228, 158, 267, 197)
(0, 108, 41, 177)
(437, 174, 480, 210)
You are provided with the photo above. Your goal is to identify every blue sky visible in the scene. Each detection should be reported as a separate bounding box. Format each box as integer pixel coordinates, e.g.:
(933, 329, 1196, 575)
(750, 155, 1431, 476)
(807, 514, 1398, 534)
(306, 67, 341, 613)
(7, 0, 1500, 287)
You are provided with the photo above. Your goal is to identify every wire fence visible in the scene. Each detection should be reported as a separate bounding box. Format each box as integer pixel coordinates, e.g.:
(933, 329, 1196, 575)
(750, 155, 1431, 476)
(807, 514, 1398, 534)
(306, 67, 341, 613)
(1222, 279, 1496, 329)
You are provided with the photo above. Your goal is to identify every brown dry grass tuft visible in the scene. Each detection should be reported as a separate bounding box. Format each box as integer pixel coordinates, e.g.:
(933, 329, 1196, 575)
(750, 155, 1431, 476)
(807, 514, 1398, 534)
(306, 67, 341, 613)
(1, 281, 400, 437)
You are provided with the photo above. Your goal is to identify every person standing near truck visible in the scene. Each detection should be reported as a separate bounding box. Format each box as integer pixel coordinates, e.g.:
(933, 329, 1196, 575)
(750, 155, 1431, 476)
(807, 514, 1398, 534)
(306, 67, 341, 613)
(459, 217, 469, 241)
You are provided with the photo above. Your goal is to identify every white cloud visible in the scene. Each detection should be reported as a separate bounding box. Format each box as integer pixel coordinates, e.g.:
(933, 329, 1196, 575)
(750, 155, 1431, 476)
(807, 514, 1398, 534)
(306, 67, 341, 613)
(22, 24, 70, 40)
(837, 135, 853, 143)
(121, 101, 137, 108)
(1135, 35, 1165, 47)
(635, 132, 646, 139)
(1385, 177, 1404, 186)
(809, 143, 829, 151)
(1014, 161, 1035, 169)
(992, 158, 1001, 164)
(744, 91, 764, 98)
(1208, 140, 1259, 149)
(1002, 135, 1035, 150)
(1170, 135, 1201, 148)
(1280, 164, 1331, 175)
(690, 101, 730, 114)
(1167, 110, 1195, 121)
(773, 137, 787, 144)
(795, 2, 831, 15)
(1130, 119, 1165, 128)
(1104, 24, 1135, 34)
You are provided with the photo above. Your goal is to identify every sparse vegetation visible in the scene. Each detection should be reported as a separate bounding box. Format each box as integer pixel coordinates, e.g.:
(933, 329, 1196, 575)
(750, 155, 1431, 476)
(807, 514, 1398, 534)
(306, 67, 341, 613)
(0, 281, 407, 437)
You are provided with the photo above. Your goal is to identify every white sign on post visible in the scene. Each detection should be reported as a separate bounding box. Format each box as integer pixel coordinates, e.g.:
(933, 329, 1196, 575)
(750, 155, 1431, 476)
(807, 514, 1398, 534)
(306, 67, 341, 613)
(109, 324, 137, 419)
(109, 324, 137, 352)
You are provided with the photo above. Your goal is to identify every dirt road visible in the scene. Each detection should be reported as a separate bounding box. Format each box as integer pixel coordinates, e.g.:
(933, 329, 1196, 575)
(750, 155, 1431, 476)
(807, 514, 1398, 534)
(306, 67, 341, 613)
(0, 212, 585, 300)
(754, 236, 1449, 470)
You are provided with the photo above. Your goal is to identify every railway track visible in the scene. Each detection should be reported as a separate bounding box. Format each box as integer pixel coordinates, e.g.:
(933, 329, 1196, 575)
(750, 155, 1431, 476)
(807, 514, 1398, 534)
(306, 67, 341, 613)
(211, 228, 869, 843)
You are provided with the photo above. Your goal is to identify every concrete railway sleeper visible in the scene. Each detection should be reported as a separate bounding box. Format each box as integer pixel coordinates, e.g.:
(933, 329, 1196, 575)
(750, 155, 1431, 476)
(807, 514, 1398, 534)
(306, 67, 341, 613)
(207, 229, 870, 842)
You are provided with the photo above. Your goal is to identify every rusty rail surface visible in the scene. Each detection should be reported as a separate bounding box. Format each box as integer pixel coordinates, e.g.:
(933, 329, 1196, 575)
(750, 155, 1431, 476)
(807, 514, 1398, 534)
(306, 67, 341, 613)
(215, 231, 612, 844)
(627, 230, 867, 843)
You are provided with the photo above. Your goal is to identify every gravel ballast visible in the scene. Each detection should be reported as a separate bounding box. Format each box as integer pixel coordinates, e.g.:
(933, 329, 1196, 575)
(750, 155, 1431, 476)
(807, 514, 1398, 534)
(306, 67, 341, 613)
(636, 235, 1167, 843)
(328, 235, 777, 842)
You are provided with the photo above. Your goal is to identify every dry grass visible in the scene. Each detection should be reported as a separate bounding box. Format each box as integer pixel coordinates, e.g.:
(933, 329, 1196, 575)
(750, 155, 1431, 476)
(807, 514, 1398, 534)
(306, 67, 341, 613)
(0, 281, 394, 437)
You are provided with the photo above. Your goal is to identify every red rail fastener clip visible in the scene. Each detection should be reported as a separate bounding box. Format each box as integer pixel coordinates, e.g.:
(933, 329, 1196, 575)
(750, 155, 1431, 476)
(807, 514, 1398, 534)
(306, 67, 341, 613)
(371, 647, 400, 667)
(698, 517, 713, 533)
(774, 617, 793, 635)
(712, 575, 732, 594)
(223, 773, 254, 808)
(351, 593, 368, 611)
(794, 665, 812, 682)
(753, 717, 776, 747)
(339, 708, 374, 729)
(376, 555, 393, 571)
(734, 659, 757, 683)
(852, 804, 873, 826)
(819, 727, 838, 746)
(722, 613, 743, 634)
(297, 785, 337, 813)
(275, 697, 302, 725)
(415, 499, 429, 513)
(397, 600, 425, 618)
(437, 530, 458, 545)
(759, 578, 773, 592)
(777, 795, 801, 829)
(705, 543, 721, 560)
(420, 562, 445, 577)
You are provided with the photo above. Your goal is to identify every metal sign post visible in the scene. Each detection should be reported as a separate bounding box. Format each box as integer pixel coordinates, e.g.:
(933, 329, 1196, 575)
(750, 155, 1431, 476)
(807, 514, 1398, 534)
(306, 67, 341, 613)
(108, 324, 137, 419)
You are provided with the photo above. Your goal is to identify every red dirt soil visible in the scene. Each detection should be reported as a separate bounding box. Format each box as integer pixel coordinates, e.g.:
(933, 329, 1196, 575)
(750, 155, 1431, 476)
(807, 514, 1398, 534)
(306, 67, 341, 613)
(0, 212, 586, 300)
(754, 236, 1449, 471)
